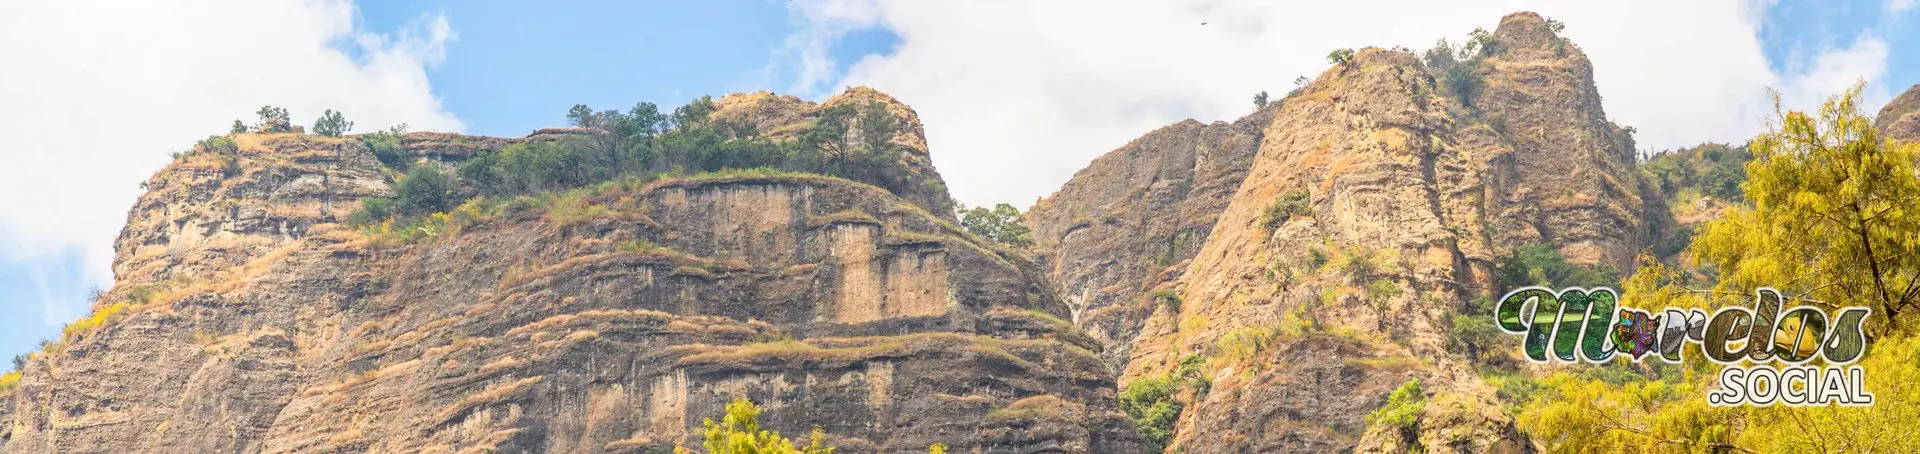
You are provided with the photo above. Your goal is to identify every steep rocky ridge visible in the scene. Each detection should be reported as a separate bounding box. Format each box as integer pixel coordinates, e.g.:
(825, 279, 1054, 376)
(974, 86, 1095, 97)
(1, 90, 1137, 452)
(1025, 110, 1272, 372)
(1032, 12, 1668, 453)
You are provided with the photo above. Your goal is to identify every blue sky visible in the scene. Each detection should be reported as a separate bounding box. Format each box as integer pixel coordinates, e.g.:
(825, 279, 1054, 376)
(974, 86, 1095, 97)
(1770, 0, 1920, 90)
(354, 0, 900, 136)
(1, 0, 1915, 365)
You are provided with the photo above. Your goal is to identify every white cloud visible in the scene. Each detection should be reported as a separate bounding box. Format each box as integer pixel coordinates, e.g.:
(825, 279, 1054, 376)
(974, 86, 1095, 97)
(779, 0, 887, 94)
(782, 0, 1893, 208)
(1889, 0, 1917, 15)
(0, 0, 462, 320)
(1774, 33, 1892, 110)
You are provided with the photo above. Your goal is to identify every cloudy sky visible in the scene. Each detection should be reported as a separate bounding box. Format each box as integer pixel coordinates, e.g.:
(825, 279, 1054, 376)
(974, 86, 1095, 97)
(0, 0, 1913, 361)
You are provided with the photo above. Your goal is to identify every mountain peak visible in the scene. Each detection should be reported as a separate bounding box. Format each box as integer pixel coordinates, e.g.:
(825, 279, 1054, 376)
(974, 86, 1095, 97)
(1878, 83, 1920, 142)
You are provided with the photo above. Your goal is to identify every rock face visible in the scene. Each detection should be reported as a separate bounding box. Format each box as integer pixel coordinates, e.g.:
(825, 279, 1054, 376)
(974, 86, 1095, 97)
(1026, 111, 1271, 371)
(0, 91, 1138, 453)
(710, 88, 960, 216)
(1877, 84, 1920, 142)
(111, 134, 388, 289)
(3, 11, 1691, 454)
(1030, 11, 1664, 453)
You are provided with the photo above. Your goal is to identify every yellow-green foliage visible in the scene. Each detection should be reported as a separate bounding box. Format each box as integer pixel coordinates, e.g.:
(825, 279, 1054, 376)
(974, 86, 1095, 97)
(682, 398, 834, 454)
(361, 212, 452, 245)
(448, 195, 511, 229)
(546, 188, 608, 225)
(1366, 378, 1426, 431)
(1259, 189, 1312, 233)
(1516, 334, 1920, 453)
(1691, 84, 1920, 333)
(1334, 246, 1379, 282)
(1151, 289, 1182, 311)
(678, 398, 952, 453)
(1120, 373, 1185, 454)
(0, 371, 20, 394)
(1213, 325, 1284, 366)
(1178, 314, 1209, 334)
(1517, 373, 1736, 451)
(1737, 333, 1920, 451)
(63, 302, 129, 341)
(1119, 355, 1209, 454)
(1511, 85, 1920, 453)
(617, 238, 663, 253)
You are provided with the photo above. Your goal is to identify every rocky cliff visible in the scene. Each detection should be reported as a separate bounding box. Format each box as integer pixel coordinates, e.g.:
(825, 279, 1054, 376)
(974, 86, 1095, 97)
(1031, 12, 1666, 453)
(1026, 110, 1271, 372)
(3, 11, 1696, 454)
(1878, 84, 1920, 142)
(709, 88, 959, 216)
(0, 88, 1137, 453)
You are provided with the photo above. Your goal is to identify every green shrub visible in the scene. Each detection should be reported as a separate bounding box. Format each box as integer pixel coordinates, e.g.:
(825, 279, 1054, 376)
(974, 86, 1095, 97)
(361, 124, 409, 169)
(195, 135, 238, 155)
(1644, 143, 1750, 200)
(396, 166, 454, 216)
(194, 135, 242, 176)
(617, 238, 661, 253)
(1366, 378, 1426, 431)
(1446, 296, 1507, 365)
(1495, 243, 1620, 291)
(230, 120, 247, 134)
(1259, 189, 1311, 233)
(1364, 279, 1404, 332)
(255, 105, 292, 133)
(695, 398, 834, 454)
(959, 203, 1035, 247)
(1152, 289, 1182, 311)
(1120, 374, 1184, 453)
(1215, 325, 1283, 366)
(313, 109, 353, 137)
(1465, 27, 1498, 57)
(347, 197, 396, 227)
(1338, 247, 1379, 281)
(1327, 48, 1356, 65)
(1424, 31, 1493, 107)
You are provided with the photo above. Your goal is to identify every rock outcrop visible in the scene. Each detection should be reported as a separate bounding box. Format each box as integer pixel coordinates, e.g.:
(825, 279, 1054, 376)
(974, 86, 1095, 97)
(710, 88, 959, 216)
(1, 90, 1137, 453)
(1026, 111, 1271, 372)
(1031, 11, 1665, 453)
(1877, 84, 1920, 142)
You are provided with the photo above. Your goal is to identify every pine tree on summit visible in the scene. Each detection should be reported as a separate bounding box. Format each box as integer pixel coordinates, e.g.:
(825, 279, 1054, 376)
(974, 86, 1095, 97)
(255, 105, 292, 133)
(313, 109, 353, 137)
